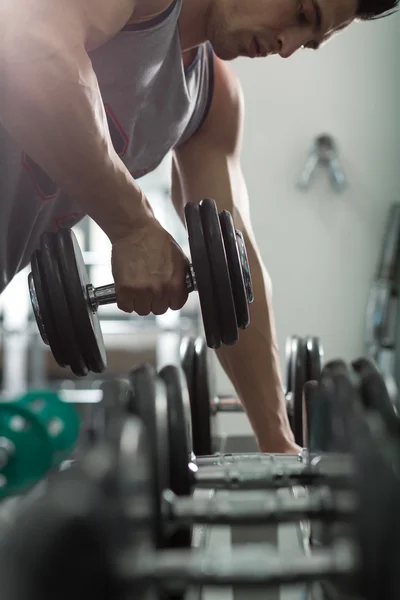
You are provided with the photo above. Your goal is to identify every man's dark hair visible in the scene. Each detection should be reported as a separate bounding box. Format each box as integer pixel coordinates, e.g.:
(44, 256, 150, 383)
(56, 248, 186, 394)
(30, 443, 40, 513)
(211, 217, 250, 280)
(356, 0, 399, 19)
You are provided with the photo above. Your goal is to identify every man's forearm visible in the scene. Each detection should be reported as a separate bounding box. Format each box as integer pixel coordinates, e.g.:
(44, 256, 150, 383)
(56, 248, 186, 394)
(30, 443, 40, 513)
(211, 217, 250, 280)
(216, 233, 297, 453)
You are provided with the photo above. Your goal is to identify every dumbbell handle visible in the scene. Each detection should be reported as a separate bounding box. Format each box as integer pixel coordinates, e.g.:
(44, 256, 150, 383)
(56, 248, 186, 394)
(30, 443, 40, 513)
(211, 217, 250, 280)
(194, 455, 354, 490)
(119, 540, 356, 587)
(166, 488, 355, 525)
(86, 266, 196, 311)
(196, 451, 309, 468)
(211, 396, 243, 413)
(195, 465, 323, 490)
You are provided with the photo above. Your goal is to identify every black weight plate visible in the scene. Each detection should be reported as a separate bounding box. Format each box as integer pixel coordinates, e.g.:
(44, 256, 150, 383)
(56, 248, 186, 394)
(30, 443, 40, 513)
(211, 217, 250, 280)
(159, 365, 193, 552)
(159, 365, 192, 497)
(57, 228, 107, 374)
(40, 232, 88, 376)
(236, 230, 254, 304)
(200, 199, 238, 346)
(352, 358, 400, 437)
(285, 335, 297, 394)
(28, 271, 48, 346)
(219, 210, 250, 330)
(180, 336, 196, 409)
(321, 361, 359, 454)
(321, 360, 351, 379)
(128, 364, 169, 548)
(285, 335, 299, 427)
(303, 381, 320, 451)
(306, 381, 335, 454)
(193, 337, 213, 456)
(291, 336, 307, 447)
(30, 251, 67, 368)
(305, 336, 324, 381)
(185, 202, 221, 349)
(351, 411, 400, 600)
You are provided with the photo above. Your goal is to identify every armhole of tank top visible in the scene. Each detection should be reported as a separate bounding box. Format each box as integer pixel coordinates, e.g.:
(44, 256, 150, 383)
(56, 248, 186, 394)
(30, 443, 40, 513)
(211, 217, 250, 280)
(193, 42, 215, 135)
(122, 0, 179, 31)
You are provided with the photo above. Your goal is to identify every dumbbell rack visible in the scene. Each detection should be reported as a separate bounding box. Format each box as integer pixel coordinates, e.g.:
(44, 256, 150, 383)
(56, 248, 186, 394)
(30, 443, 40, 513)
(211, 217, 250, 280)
(1, 354, 399, 600)
(0, 454, 315, 600)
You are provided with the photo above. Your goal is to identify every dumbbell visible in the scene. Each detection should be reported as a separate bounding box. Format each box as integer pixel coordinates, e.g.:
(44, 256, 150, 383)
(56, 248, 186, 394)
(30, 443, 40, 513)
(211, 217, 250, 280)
(285, 335, 324, 447)
(180, 333, 324, 455)
(2, 392, 399, 600)
(0, 390, 80, 499)
(126, 362, 358, 551)
(307, 357, 400, 452)
(28, 199, 254, 376)
(128, 352, 400, 549)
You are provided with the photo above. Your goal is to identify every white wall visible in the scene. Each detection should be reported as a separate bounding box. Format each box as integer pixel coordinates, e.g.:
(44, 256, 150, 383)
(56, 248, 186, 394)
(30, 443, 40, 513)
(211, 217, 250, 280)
(213, 13, 400, 395)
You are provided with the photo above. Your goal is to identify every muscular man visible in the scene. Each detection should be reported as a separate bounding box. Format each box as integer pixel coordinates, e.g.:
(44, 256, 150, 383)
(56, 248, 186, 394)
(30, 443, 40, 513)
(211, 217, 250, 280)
(0, 0, 397, 453)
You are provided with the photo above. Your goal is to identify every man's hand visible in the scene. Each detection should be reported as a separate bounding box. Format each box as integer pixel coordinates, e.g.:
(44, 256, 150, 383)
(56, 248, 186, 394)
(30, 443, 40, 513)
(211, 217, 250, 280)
(111, 211, 190, 316)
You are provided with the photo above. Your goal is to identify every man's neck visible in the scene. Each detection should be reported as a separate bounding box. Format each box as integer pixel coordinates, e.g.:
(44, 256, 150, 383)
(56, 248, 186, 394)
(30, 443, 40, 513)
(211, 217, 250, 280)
(179, 0, 212, 51)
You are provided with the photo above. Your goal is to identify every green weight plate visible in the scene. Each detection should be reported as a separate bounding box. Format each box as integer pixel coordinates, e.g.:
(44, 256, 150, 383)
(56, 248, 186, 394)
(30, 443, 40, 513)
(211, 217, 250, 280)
(128, 364, 169, 548)
(200, 199, 238, 346)
(30, 251, 68, 368)
(193, 337, 213, 456)
(40, 232, 88, 376)
(19, 390, 80, 466)
(219, 210, 250, 330)
(0, 403, 53, 498)
(185, 202, 222, 349)
(57, 228, 107, 374)
(159, 365, 193, 551)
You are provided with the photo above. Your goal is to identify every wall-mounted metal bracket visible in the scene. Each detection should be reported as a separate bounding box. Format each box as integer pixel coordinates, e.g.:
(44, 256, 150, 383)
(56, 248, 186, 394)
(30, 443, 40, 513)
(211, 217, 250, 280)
(297, 134, 347, 193)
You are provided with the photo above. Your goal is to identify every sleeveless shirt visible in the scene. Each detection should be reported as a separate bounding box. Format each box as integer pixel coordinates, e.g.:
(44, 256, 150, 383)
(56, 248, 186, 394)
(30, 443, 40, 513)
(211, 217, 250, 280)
(0, 0, 214, 293)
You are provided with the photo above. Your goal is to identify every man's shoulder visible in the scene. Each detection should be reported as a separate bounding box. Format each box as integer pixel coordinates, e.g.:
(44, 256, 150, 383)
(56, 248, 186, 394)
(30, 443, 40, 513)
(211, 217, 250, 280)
(176, 54, 245, 154)
(201, 56, 244, 138)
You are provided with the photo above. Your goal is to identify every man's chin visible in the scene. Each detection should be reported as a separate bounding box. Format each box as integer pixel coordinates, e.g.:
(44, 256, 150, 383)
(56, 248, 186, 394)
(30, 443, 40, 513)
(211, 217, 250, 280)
(213, 47, 240, 61)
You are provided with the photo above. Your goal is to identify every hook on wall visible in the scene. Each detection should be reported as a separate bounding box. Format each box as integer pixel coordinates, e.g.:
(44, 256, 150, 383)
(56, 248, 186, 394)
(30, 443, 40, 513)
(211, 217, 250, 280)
(296, 134, 347, 193)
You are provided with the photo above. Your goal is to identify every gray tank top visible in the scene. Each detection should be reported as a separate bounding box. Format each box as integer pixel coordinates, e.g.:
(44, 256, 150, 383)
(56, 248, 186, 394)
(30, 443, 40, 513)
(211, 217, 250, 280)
(0, 0, 214, 293)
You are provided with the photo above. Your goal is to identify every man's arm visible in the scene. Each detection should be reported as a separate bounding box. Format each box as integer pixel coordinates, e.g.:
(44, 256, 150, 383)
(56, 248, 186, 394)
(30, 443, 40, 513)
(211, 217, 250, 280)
(0, 0, 162, 240)
(172, 55, 298, 453)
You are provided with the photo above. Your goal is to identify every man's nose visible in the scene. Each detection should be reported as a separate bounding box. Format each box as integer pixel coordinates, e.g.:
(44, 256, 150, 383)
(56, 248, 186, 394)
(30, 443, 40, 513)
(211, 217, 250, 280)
(276, 32, 306, 58)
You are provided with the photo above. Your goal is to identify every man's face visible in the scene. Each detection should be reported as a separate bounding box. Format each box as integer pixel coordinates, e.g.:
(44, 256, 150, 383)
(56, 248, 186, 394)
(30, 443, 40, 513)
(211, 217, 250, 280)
(207, 0, 359, 60)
